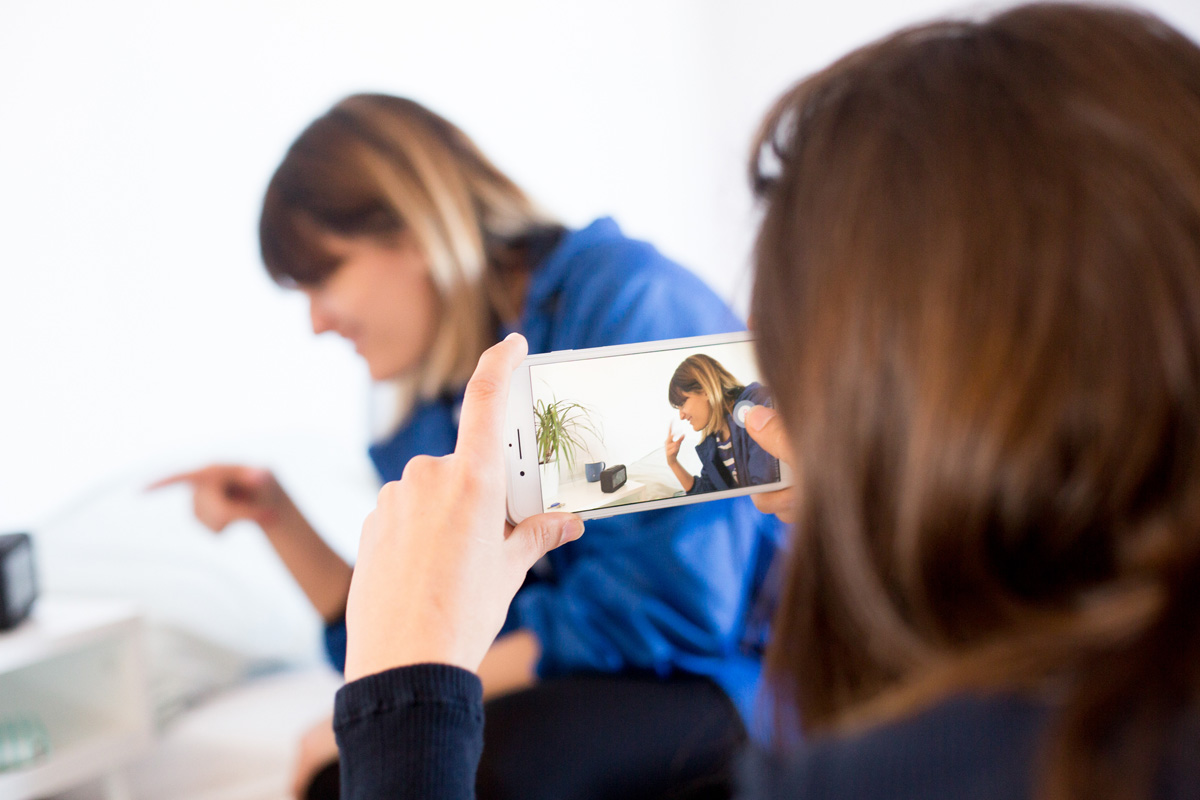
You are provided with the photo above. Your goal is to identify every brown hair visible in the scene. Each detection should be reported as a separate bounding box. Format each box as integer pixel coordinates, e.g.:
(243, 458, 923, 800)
(260, 94, 559, 397)
(750, 3, 1200, 798)
(668, 354, 745, 440)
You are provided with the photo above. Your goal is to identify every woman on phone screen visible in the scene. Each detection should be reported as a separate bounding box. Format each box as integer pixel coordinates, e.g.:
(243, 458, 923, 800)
(155, 94, 782, 800)
(665, 354, 779, 495)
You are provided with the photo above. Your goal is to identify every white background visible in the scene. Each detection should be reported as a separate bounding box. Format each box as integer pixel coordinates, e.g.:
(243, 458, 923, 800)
(4, 0, 1200, 532)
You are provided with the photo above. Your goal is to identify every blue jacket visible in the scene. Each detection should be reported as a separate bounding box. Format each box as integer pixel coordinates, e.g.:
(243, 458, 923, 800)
(687, 383, 781, 495)
(325, 218, 783, 722)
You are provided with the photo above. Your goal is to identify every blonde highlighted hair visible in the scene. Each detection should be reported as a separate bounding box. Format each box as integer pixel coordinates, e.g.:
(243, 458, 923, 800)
(259, 93, 559, 399)
(668, 354, 745, 440)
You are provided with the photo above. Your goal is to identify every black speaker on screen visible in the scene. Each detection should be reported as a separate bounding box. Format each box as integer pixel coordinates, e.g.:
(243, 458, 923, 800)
(600, 464, 627, 493)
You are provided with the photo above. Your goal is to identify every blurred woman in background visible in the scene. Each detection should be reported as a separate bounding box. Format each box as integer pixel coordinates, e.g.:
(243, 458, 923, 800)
(328, 4, 1200, 799)
(157, 94, 782, 800)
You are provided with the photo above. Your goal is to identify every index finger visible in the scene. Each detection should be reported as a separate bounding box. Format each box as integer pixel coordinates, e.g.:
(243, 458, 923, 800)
(455, 333, 530, 460)
(744, 405, 795, 465)
(146, 470, 205, 491)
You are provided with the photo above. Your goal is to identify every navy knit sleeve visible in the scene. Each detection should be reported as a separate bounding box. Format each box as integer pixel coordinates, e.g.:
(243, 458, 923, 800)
(334, 664, 484, 800)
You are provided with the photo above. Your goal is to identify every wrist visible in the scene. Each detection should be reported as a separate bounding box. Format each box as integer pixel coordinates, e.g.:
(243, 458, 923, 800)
(344, 625, 479, 683)
(258, 494, 301, 537)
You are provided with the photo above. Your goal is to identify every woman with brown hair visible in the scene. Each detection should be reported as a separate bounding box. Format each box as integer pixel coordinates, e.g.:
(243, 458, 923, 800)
(741, 1, 1200, 795)
(319, 3, 1200, 799)
(665, 354, 779, 494)
(154, 94, 783, 799)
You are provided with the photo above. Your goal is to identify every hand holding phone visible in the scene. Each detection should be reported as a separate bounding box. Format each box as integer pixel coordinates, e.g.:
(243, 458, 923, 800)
(344, 334, 584, 681)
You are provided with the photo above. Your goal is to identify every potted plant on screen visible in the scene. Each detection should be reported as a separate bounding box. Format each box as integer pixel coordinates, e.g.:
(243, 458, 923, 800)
(533, 398, 598, 506)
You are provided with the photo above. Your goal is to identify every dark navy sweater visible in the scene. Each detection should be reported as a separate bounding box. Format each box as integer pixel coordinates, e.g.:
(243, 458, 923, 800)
(335, 663, 1200, 800)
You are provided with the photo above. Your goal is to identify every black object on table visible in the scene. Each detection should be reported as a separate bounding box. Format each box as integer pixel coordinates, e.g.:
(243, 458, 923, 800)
(0, 532, 37, 631)
(600, 465, 627, 494)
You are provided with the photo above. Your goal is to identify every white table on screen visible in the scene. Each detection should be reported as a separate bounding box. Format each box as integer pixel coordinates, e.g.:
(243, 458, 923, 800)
(549, 476, 646, 513)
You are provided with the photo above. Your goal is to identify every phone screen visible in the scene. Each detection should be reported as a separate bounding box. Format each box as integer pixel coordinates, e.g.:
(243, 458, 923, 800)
(528, 338, 781, 515)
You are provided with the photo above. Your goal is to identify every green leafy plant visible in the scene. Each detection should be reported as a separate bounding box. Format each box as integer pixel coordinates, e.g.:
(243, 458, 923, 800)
(533, 398, 599, 468)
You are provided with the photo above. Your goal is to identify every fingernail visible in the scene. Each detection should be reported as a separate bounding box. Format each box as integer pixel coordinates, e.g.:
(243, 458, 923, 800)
(565, 518, 585, 539)
(746, 405, 775, 432)
(505, 331, 522, 342)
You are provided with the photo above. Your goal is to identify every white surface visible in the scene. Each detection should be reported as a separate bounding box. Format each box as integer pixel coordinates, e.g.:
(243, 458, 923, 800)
(53, 665, 344, 800)
(549, 476, 646, 514)
(0, 598, 139, 675)
(0, 600, 341, 800)
(0, 598, 153, 800)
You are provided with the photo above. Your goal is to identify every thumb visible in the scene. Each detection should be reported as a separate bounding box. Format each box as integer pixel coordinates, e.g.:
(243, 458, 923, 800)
(744, 405, 794, 464)
(507, 512, 585, 568)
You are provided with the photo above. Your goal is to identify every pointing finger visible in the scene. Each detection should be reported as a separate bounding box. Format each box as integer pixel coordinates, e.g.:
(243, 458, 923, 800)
(146, 470, 206, 491)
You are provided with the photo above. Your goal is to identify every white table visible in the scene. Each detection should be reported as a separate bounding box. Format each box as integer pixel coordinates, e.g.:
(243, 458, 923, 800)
(0, 597, 152, 800)
(548, 476, 647, 514)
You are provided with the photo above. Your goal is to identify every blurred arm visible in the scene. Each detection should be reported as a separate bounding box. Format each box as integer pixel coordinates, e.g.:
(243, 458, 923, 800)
(262, 498, 353, 623)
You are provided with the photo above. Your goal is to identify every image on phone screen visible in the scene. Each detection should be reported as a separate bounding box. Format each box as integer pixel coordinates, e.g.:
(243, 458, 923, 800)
(521, 336, 782, 517)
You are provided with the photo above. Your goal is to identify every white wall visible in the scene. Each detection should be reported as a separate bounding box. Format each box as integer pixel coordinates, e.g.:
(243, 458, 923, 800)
(4, 0, 1200, 532)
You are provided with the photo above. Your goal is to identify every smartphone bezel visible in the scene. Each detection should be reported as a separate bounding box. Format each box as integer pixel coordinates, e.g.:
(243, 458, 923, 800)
(504, 331, 792, 524)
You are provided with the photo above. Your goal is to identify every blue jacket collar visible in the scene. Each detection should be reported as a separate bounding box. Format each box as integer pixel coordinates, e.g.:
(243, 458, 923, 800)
(521, 217, 622, 329)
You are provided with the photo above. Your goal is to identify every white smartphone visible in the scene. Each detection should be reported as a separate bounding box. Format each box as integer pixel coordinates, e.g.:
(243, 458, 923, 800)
(505, 331, 792, 523)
